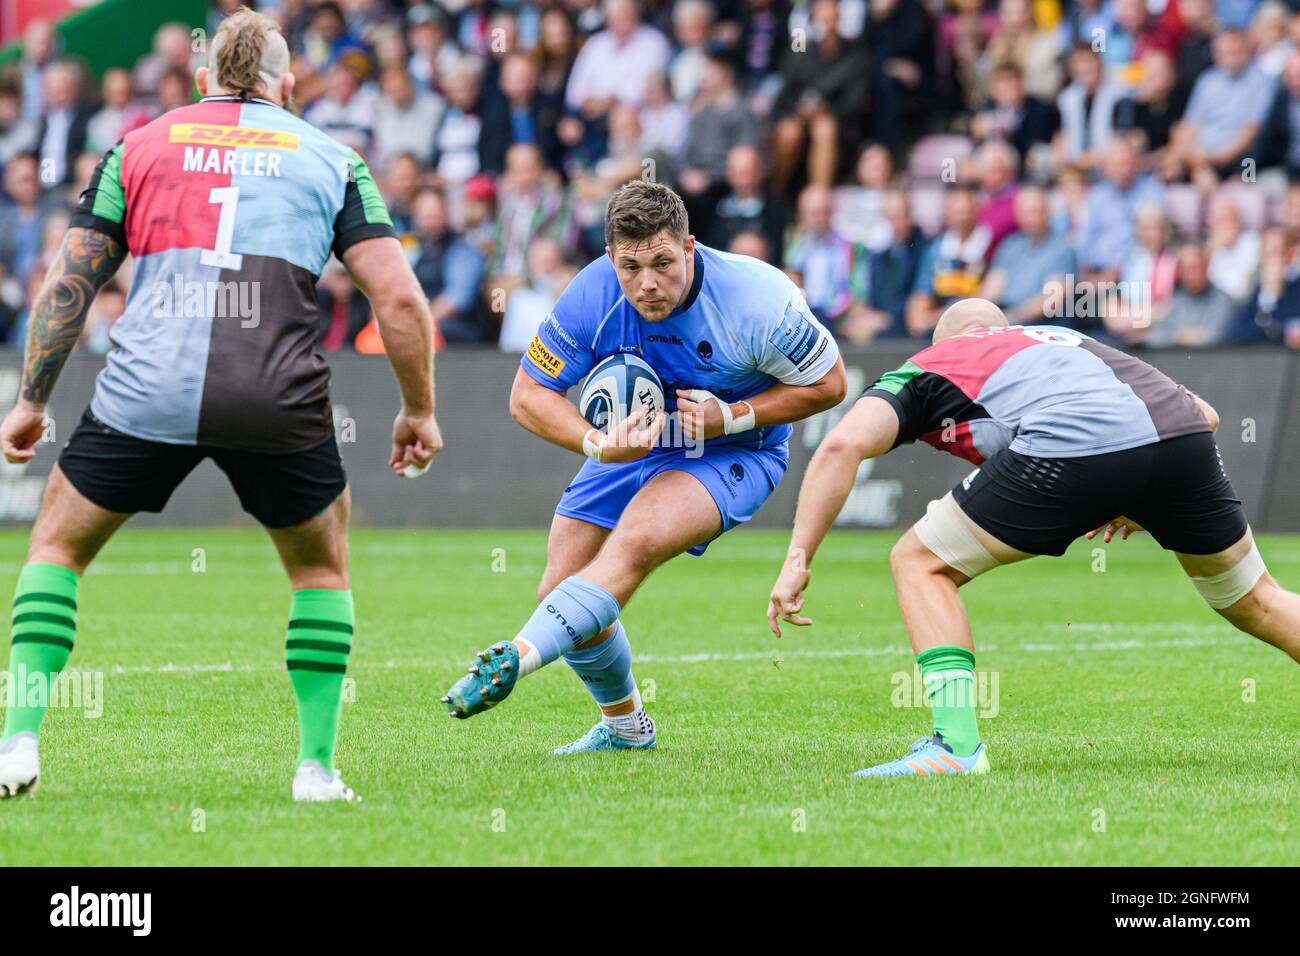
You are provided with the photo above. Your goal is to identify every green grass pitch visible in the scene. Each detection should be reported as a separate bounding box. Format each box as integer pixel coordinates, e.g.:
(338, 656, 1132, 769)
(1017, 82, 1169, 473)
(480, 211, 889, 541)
(0, 525, 1296, 865)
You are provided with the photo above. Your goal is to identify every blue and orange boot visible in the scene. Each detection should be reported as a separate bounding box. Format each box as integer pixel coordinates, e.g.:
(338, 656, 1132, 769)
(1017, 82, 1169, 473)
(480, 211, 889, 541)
(853, 734, 990, 778)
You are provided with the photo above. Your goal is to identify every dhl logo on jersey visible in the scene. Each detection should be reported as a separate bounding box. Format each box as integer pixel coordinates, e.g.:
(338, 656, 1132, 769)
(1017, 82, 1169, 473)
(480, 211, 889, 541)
(168, 124, 300, 150)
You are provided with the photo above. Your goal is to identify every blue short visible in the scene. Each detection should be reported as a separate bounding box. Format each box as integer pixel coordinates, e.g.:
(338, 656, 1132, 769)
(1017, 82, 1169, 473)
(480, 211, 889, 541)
(555, 442, 788, 555)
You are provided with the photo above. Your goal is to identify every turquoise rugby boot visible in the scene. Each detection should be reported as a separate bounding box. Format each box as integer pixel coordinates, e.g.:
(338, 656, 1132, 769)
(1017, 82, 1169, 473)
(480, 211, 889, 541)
(551, 721, 656, 755)
(853, 734, 989, 778)
(441, 642, 520, 718)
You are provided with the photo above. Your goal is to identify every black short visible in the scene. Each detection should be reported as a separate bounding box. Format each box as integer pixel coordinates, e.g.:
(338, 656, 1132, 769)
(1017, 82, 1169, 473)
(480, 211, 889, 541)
(951, 431, 1247, 557)
(58, 409, 347, 529)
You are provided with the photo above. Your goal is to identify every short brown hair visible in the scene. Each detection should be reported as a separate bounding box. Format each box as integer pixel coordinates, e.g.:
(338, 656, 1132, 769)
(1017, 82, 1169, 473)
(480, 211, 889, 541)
(604, 179, 689, 252)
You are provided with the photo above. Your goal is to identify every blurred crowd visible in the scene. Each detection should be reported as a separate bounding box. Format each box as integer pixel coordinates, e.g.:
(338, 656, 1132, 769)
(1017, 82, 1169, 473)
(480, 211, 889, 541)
(5, 0, 1300, 353)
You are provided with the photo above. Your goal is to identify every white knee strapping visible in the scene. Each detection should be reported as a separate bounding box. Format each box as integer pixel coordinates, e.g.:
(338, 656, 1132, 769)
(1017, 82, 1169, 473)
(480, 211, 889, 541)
(1190, 541, 1267, 609)
(913, 494, 999, 579)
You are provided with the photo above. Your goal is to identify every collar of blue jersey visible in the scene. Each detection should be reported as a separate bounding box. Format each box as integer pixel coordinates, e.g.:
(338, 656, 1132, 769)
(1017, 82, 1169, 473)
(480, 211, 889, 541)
(200, 94, 279, 108)
(666, 247, 704, 319)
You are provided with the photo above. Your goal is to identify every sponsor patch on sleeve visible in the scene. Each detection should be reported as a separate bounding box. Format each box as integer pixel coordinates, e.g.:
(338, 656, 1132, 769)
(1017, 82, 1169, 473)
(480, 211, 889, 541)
(544, 312, 580, 358)
(769, 298, 822, 365)
(526, 335, 566, 378)
(797, 336, 830, 373)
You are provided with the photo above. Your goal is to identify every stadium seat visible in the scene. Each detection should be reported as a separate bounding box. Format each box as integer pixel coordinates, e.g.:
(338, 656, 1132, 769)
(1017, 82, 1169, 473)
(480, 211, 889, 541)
(1213, 181, 1269, 232)
(907, 134, 975, 186)
(908, 185, 948, 237)
(1162, 185, 1203, 240)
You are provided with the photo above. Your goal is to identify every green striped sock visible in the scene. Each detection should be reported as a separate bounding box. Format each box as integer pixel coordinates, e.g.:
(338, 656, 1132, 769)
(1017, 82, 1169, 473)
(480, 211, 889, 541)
(916, 645, 980, 757)
(285, 589, 353, 774)
(3, 563, 80, 740)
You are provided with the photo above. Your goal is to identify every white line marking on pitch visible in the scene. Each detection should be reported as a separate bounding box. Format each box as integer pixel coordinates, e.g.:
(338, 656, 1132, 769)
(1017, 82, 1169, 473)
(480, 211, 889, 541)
(637, 635, 1233, 663)
(94, 630, 1238, 675)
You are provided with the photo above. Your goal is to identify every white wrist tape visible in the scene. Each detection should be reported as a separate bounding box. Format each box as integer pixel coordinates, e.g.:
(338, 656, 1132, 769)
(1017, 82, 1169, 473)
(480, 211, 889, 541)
(582, 427, 606, 462)
(684, 390, 756, 435)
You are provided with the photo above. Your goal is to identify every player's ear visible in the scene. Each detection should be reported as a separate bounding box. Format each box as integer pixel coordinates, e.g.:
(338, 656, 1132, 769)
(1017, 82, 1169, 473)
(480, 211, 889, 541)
(684, 234, 695, 256)
(280, 71, 295, 104)
(195, 67, 209, 97)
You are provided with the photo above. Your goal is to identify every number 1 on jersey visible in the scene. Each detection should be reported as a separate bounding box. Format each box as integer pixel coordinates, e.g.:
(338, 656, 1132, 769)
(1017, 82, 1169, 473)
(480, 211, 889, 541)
(200, 186, 244, 270)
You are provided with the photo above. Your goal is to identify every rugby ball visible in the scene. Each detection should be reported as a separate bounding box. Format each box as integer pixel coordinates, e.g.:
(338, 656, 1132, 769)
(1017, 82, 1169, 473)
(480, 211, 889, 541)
(579, 353, 665, 433)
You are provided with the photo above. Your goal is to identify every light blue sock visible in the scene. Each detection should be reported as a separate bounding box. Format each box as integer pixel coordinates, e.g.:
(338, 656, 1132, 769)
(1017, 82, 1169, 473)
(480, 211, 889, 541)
(563, 621, 637, 707)
(512, 576, 621, 677)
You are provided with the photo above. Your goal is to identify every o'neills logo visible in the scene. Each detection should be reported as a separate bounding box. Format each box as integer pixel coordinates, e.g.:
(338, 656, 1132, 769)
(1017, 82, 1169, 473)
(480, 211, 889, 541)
(50, 886, 151, 936)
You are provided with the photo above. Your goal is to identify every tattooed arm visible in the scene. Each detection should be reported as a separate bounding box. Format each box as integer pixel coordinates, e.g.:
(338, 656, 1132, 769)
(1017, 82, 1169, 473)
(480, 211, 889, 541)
(1, 227, 126, 463)
(22, 228, 125, 403)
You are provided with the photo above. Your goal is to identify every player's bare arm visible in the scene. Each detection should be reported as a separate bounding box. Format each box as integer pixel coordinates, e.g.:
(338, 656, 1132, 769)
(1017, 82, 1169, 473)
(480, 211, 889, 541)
(767, 396, 900, 636)
(509, 367, 665, 464)
(341, 235, 443, 475)
(676, 355, 848, 442)
(1189, 391, 1219, 432)
(1, 227, 126, 464)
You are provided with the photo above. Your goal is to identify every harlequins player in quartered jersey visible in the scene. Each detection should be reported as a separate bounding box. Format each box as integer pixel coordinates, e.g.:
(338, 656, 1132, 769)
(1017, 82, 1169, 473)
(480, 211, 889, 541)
(864, 324, 1211, 466)
(857, 322, 1244, 560)
(72, 92, 394, 452)
(769, 299, 1300, 780)
(0, 8, 440, 804)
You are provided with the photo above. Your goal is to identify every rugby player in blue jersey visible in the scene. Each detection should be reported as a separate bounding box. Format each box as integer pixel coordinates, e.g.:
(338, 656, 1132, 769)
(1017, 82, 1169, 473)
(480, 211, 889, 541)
(442, 180, 847, 752)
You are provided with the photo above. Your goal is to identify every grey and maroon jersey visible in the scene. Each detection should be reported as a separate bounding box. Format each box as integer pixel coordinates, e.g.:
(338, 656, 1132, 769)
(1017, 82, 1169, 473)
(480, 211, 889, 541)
(71, 95, 395, 452)
(864, 325, 1209, 463)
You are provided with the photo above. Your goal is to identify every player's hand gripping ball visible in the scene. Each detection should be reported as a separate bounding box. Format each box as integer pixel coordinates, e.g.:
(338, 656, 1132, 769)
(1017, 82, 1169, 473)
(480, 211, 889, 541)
(579, 353, 665, 432)
(578, 354, 667, 464)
